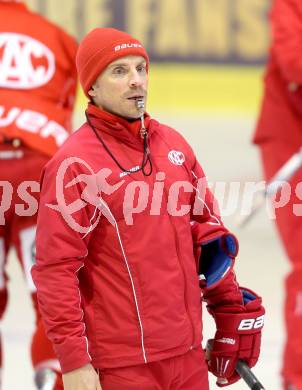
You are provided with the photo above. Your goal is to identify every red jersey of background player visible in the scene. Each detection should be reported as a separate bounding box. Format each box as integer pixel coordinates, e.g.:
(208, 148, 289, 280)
(0, 1, 78, 156)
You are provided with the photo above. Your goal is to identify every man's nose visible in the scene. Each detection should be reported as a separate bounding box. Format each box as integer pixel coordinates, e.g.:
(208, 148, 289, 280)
(129, 70, 143, 87)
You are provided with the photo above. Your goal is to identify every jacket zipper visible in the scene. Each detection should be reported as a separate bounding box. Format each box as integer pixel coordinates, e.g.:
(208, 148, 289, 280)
(151, 159, 196, 348)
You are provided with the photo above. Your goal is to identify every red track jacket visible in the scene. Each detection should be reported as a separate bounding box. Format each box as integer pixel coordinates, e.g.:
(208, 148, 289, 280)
(32, 105, 242, 373)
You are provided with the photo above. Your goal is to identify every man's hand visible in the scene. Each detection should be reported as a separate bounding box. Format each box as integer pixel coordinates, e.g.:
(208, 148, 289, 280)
(62, 364, 102, 390)
(207, 288, 265, 387)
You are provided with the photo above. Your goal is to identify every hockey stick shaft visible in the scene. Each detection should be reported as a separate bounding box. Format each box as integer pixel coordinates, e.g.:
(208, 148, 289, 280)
(238, 146, 302, 228)
(236, 360, 265, 390)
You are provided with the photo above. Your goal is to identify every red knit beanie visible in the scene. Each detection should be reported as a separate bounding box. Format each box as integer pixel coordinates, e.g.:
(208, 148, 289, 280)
(76, 28, 149, 97)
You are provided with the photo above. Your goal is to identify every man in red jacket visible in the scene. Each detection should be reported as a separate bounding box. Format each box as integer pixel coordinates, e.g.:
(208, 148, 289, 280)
(0, 1, 77, 389)
(32, 27, 265, 390)
(254, 1, 302, 389)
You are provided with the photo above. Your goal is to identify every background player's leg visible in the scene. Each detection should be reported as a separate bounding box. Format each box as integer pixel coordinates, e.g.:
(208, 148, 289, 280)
(13, 223, 63, 390)
(0, 226, 10, 389)
(11, 149, 63, 390)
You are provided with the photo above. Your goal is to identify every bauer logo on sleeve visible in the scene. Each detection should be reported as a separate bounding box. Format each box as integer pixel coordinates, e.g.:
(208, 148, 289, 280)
(0, 33, 55, 89)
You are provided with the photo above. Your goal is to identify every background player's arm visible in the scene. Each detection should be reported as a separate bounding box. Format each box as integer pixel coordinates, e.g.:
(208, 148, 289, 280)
(271, 0, 302, 83)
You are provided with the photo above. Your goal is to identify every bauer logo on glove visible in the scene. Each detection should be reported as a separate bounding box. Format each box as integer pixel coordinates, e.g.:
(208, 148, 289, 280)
(238, 315, 265, 331)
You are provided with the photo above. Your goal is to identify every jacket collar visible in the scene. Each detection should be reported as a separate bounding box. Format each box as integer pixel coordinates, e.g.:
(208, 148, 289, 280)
(85, 103, 156, 141)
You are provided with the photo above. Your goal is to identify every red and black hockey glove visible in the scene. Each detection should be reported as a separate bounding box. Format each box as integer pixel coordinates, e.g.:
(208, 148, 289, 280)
(207, 288, 265, 387)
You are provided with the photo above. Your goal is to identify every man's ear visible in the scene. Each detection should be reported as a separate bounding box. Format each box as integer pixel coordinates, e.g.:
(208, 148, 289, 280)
(88, 85, 96, 97)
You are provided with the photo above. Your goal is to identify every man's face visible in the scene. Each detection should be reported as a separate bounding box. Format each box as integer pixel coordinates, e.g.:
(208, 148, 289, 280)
(88, 55, 148, 120)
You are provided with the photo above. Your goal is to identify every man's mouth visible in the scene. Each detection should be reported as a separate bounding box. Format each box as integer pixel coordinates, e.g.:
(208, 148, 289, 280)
(127, 95, 144, 101)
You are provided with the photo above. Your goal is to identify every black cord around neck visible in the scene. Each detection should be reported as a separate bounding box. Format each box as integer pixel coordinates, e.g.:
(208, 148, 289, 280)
(85, 113, 153, 177)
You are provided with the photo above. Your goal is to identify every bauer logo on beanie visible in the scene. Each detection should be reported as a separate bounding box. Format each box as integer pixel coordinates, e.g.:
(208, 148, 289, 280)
(114, 43, 143, 51)
(76, 28, 149, 98)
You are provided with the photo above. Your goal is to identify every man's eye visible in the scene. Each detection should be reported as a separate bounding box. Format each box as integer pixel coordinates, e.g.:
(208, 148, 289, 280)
(137, 65, 147, 73)
(113, 67, 125, 75)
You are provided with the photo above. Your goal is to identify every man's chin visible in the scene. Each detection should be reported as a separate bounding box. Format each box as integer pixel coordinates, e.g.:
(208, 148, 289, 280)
(104, 107, 141, 121)
(122, 111, 142, 121)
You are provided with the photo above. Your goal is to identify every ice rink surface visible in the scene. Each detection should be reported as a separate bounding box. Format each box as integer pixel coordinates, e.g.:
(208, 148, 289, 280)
(2, 113, 289, 389)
